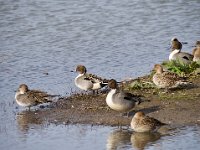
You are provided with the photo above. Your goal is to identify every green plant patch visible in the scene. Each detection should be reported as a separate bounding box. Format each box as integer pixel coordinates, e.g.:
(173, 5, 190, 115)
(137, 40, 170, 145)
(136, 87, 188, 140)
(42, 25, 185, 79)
(128, 80, 156, 90)
(162, 60, 200, 76)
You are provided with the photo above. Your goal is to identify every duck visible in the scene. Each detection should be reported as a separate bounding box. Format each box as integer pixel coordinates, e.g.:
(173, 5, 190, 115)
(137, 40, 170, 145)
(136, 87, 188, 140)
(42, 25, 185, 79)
(192, 41, 200, 62)
(74, 65, 108, 93)
(169, 37, 193, 63)
(106, 79, 141, 115)
(152, 64, 190, 89)
(15, 84, 57, 110)
(131, 111, 166, 133)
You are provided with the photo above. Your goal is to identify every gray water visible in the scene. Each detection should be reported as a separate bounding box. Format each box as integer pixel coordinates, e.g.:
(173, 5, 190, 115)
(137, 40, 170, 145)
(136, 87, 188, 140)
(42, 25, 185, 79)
(0, 0, 200, 149)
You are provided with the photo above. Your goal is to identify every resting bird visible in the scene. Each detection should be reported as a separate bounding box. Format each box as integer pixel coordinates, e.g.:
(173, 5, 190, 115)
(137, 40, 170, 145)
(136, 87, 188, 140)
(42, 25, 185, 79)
(131, 111, 166, 133)
(106, 79, 141, 116)
(15, 84, 57, 110)
(192, 41, 200, 62)
(169, 37, 193, 63)
(74, 65, 108, 93)
(152, 64, 191, 89)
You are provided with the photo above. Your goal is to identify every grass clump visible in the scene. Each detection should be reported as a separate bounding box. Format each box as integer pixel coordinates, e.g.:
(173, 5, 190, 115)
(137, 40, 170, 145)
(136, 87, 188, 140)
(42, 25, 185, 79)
(162, 60, 200, 76)
(128, 80, 155, 90)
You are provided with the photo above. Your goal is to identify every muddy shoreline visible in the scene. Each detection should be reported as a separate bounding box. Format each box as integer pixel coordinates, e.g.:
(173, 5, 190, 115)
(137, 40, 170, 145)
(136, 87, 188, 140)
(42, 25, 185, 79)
(17, 74, 200, 128)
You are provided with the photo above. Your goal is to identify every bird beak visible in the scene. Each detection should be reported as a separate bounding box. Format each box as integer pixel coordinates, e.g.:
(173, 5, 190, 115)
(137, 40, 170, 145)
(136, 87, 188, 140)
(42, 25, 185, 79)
(181, 42, 188, 45)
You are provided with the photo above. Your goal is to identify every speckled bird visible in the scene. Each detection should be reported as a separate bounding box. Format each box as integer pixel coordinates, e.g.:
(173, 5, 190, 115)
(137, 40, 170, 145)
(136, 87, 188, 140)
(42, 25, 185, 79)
(192, 41, 200, 62)
(131, 111, 166, 132)
(15, 84, 57, 110)
(152, 64, 190, 89)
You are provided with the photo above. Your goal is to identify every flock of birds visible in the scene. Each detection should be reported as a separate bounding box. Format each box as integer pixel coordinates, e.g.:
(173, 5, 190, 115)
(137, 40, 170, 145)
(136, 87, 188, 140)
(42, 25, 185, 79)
(15, 37, 200, 133)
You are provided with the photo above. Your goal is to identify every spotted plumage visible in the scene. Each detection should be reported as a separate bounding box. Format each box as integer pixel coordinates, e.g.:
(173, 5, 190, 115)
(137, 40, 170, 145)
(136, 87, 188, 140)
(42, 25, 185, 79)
(152, 64, 190, 89)
(15, 84, 56, 110)
(192, 41, 200, 62)
(131, 112, 166, 132)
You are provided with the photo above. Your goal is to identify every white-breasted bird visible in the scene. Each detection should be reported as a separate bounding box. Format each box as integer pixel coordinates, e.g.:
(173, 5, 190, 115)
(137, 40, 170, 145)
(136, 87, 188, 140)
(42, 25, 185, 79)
(169, 37, 193, 63)
(106, 79, 141, 115)
(74, 65, 108, 93)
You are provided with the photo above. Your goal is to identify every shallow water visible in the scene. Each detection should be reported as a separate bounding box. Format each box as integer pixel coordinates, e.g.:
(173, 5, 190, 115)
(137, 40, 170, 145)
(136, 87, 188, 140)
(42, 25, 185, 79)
(1, 123, 200, 150)
(0, 0, 200, 149)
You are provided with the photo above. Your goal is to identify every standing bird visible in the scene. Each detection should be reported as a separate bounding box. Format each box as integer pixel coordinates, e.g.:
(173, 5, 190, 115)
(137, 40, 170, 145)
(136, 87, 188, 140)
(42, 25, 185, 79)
(15, 84, 57, 110)
(192, 41, 200, 62)
(106, 79, 141, 116)
(131, 111, 166, 133)
(152, 64, 190, 89)
(74, 65, 108, 93)
(169, 37, 193, 63)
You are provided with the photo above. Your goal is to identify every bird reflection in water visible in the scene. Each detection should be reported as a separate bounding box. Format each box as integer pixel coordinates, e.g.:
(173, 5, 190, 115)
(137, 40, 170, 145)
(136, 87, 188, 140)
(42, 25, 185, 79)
(131, 132, 161, 150)
(106, 129, 132, 150)
(16, 110, 43, 133)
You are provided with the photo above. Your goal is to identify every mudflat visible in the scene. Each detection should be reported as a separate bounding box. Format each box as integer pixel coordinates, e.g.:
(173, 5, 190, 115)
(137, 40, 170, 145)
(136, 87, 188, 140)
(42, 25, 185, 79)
(17, 74, 200, 127)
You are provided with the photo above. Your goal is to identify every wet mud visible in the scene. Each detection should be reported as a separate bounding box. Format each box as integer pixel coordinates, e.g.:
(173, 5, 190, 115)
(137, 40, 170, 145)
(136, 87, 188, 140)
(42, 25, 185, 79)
(16, 74, 200, 127)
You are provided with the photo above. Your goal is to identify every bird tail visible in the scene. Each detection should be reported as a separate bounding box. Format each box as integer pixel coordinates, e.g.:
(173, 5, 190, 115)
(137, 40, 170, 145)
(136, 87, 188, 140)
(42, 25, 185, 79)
(134, 97, 141, 105)
(100, 83, 108, 87)
(45, 99, 53, 103)
(101, 79, 122, 87)
(176, 81, 192, 88)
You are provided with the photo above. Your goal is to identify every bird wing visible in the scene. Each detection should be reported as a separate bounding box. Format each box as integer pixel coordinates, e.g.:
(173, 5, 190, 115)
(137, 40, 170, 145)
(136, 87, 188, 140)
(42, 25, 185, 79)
(28, 91, 52, 103)
(118, 91, 140, 102)
(178, 52, 193, 60)
(143, 116, 166, 127)
(24, 92, 42, 105)
(31, 90, 49, 97)
(86, 73, 109, 83)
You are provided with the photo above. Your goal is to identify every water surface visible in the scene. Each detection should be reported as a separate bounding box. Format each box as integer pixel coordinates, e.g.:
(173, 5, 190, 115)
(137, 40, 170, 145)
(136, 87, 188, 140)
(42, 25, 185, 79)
(0, 0, 200, 149)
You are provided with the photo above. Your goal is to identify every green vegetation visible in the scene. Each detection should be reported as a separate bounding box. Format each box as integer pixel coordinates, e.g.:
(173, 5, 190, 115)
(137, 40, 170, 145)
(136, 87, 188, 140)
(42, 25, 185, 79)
(127, 80, 155, 90)
(162, 60, 200, 76)
(126, 60, 200, 91)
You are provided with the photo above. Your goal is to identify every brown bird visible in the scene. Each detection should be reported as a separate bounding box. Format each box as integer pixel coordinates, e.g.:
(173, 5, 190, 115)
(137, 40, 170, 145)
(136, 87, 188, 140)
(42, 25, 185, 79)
(192, 41, 200, 62)
(152, 64, 190, 89)
(15, 84, 57, 110)
(131, 111, 166, 133)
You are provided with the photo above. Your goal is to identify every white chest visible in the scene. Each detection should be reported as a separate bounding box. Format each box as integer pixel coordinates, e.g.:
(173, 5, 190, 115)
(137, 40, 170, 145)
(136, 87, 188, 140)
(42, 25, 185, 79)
(169, 49, 180, 60)
(106, 89, 116, 106)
